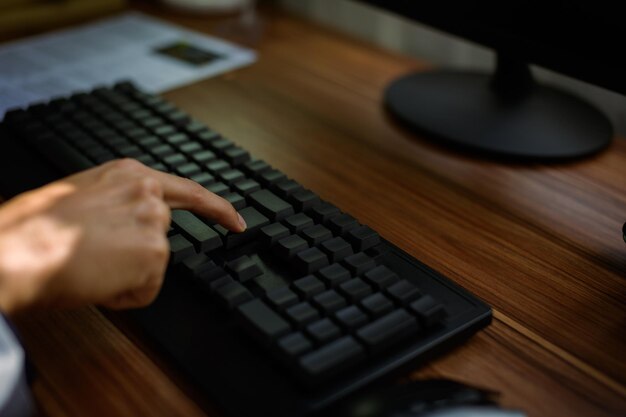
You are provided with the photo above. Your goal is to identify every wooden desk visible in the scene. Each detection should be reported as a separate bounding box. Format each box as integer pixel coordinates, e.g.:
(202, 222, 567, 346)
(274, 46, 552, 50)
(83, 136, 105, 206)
(8, 4, 626, 417)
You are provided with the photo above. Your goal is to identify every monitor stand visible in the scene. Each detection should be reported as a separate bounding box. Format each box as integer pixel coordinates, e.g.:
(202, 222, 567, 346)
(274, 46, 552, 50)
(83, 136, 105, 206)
(384, 52, 613, 161)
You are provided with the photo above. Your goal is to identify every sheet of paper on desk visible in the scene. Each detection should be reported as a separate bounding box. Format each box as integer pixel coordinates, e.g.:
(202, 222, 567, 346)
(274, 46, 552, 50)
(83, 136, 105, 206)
(0, 12, 257, 115)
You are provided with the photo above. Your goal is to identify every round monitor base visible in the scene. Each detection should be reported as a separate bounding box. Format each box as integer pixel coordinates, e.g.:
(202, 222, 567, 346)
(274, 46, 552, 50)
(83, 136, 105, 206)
(384, 71, 613, 161)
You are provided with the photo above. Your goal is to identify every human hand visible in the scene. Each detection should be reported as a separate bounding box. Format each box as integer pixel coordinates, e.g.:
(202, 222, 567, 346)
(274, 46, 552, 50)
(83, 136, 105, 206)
(0, 159, 245, 315)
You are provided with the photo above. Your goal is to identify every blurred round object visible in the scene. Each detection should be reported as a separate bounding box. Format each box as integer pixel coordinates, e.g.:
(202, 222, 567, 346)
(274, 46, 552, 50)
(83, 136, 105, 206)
(161, 0, 248, 13)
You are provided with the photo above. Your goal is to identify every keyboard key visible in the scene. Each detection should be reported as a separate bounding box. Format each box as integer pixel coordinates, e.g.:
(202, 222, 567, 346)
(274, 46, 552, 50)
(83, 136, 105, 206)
(385, 279, 422, 306)
(226, 255, 263, 282)
(223, 192, 246, 210)
(206, 182, 230, 196)
(300, 224, 333, 246)
(283, 213, 314, 233)
(190, 172, 215, 187)
(259, 223, 290, 245)
(311, 290, 346, 315)
(292, 275, 326, 299)
(249, 189, 294, 221)
(196, 266, 229, 290)
(327, 213, 359, 236)
(242, 159, 271, 177)
(276, 332, 313, 359)
(292, 247, 329, 275)
(223, 146, 250, 166)
(259, 169, 287, 187)
(319, 237, 353, 263)
(360, 293, 394, 318)
(213, 206, 269, 249)
(272, 179, 303, 199)
(408, 295, 448, 327)
(338, 278, 373, 303)
(285, 301, 320, 329)
(355, 310, 419, 353)
(180, 253, 215, 279)
(343, 253, 376, 276)
(215, 281, 253, 310)
(238, 299, 291, 346)
(191, 149, 216, 164)
(217, 169, 245, 185)
(317, 263, 351, 288)
(334, 305, 368, 331)
(206, 160, 231, 174)
(168, 234, 195, 264)
(171, 210, 222, 252)
(266, 286, 300, 310)
(305, 318, 341, 345)
(274, 235, 308, 259)
(298, 336, 365, 382)
(232, 178, 261, 196)
(290, 189, 321, 212)
(362, 265, 399, 290)
(176, 162, 202, 177)
(346, 225, 381, 251)
(307, 201, 341, 223)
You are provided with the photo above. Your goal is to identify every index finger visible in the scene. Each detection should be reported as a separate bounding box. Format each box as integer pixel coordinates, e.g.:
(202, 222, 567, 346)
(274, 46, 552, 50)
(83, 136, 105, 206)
(146, 167, 246, 233)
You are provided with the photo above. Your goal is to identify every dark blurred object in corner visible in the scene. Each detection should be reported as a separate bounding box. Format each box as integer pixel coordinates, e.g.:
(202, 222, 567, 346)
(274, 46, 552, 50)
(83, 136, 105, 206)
(0, 0, 127, 38)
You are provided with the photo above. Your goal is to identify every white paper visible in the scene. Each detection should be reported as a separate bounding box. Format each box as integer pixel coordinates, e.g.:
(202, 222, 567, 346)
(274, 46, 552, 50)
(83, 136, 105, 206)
(0, 12, 257, 115)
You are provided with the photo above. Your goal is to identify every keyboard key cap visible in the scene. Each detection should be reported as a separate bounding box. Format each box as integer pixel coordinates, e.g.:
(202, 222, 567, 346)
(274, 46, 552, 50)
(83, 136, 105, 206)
(300, 224, 333, 246)
(238, 299, 291, 346)
(215, 281, 253, 310)
(317, 263, 351, 288)
(226, 255, 263, 282)
(259, 223, 290, 245)
(385, 279, 422, 306)
(217, 169, 245, 185)
(408, 295, 448, 327)
(206, 182, 230, 196)
(249, 189, 294, 221)
(360, 293, 394, 318)
(266, 286, 300, 310)
(272, 179, 303, 199)
(338, 278, 372, 303)
(223, 146, 250, 166)
(206, 159, 231, 174)
(232, 178, 261, 196)
(290, 189, 321, 212)
(274, 235, 308, 259)
(327, 213, 359, 236)
(190, 172, 215, 187)
(343, 253, 377, 276)
(292, 247, 329, 275)
(298, 336, 365, 382)
(346, 225, 381, 251)
(168, 234, 195, 264)
(334, 305, 368, 331)
(242, 159, 271, 177)
(285, 301, 320, 329)
(223, 192, 246, 210)
(176, 162, 202, 177)
(305, 318, 341, 345)
(213, 206, 269, 249)
(311, 290, 346, 314)
(276, 332, 313, 359)
(171, 210, 222, 252)
(355, 310, 419, 353)
(319, 237, 353, 263)
(292, 275, 326, 299)
(362, 265, 399, 290)
(180, 253, 215, 278)
(283, 213, 314, 233)
(259, 169, 287, 187)
(191, 149, 216, 164)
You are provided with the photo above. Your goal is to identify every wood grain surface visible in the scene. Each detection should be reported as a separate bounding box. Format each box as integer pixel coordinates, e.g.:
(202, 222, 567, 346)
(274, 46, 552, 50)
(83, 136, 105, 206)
(7, 3, 626, 417)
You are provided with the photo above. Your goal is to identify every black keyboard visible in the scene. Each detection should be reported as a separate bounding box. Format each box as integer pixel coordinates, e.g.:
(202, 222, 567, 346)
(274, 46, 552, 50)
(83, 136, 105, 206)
(0, 82, 491, 417)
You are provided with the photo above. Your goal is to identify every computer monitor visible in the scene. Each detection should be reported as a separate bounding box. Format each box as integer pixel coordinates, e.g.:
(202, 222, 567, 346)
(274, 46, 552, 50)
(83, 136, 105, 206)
(360, 1, 625, 161)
